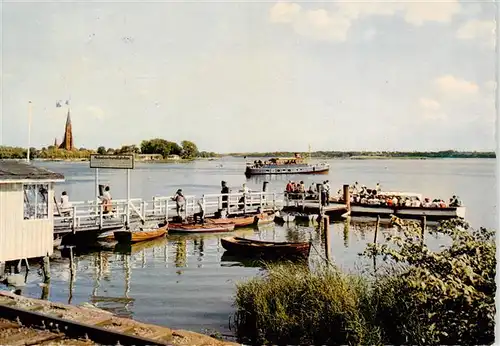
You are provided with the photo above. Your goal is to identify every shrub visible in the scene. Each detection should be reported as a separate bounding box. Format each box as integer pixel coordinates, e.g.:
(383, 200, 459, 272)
(364, 217, 496, 345)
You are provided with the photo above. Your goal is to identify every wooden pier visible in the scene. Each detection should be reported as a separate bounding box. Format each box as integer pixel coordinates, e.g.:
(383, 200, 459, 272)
(53, 191, 348, 236)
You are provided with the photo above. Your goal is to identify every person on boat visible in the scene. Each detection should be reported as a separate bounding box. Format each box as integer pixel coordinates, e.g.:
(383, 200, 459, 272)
(221, 181, 229, 210)
(391, 196, 398, 207)
(376, 183, 381, 193)
(172, 189, 185, 217)
(59, 191, 72, 216)
(193, 198, 205, 224)
(298, 181, 305, 194)
(309, 183, 317, 194)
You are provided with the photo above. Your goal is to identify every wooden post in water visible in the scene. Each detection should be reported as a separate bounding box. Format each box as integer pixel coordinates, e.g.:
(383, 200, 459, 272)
(374, 215, 380, 244)
(421, 215, 426, 246)
(343, 184, 350, 212)
(42, 253, 50, 283)
(323, 215, 331, 262)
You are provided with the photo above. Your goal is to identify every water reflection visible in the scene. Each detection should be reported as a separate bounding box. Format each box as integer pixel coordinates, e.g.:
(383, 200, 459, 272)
(11, 217, 453, 335)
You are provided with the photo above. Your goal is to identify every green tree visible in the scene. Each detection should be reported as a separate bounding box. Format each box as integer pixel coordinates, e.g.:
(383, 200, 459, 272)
(97, 146, 106, 155)
(140, 138, 182, 158)
(181, 140, 198, 159)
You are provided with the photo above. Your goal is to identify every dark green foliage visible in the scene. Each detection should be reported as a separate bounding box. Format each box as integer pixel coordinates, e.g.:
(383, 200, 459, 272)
(233, 217, 496, 345)
(180, 140, 198, 159)
(364, 217, 496, 345)
(228, 150, 496, 159)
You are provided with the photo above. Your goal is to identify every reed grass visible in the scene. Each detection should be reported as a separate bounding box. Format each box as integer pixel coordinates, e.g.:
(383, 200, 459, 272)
(232, 263, 381, 345)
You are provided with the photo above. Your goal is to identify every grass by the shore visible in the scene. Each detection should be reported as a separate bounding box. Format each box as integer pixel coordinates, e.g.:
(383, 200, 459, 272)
(232, 218, 496, 345)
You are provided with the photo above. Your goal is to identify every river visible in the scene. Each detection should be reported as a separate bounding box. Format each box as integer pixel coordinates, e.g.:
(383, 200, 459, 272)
(2, 158, 496, 336)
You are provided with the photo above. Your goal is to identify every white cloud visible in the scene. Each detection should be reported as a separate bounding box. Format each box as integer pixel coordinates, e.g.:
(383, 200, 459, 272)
(456, 19, 495, 49)
(269, 2, 301, 23)
(419, 97, 441, 111)
(433, 75, 479, 98)
(401, 2, 461, 26)
(269, 1, 462, 41)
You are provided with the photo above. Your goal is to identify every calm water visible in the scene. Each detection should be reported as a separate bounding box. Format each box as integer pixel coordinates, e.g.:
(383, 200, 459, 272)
(2, 158, 496, 336)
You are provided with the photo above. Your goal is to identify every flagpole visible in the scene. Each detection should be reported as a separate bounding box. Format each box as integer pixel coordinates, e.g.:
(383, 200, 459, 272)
(27, 101, 32, 163)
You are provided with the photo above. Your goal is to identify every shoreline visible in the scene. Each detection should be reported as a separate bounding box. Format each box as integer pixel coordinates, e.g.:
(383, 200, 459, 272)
(0, 290, 237, 345)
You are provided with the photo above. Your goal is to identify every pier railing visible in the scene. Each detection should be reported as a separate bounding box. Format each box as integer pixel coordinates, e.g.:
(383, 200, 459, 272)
(53, 191, 286, 234)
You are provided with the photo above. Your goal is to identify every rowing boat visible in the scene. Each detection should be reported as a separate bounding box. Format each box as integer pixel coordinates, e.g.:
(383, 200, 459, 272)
(220, 236, 311, 260)
(205, 215, 256, 227)
(168, 222, 235, 233)
(114, 225, 167, 243)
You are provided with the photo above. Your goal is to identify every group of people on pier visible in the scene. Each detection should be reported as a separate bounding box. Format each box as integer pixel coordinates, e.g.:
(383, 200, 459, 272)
(284, 180, 332, 205)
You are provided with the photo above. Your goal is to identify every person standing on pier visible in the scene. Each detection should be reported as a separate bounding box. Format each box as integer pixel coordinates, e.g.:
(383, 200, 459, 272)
(324, 180, 331, 205)
(221, 181, 229, 210)
(101, 186, 113, 214)
(60, 191, 72, 215)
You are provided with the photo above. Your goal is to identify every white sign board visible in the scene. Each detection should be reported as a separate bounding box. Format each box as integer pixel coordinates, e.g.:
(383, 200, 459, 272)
(90, 154, 135, 169)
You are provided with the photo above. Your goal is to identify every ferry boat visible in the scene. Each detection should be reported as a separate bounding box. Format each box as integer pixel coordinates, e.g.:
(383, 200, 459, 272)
(330, 191, 466, 220)
(245, 153, 329, 176)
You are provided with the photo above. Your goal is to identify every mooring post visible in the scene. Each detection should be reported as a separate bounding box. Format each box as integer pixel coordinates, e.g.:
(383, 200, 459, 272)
(421, 215, 426, 246)
(343, 184, 350, 212)
(72, 206, 77, 234)
(323, 215, 331, 262)
(42, 253, 50, 283)
(374, 215, 380, 243)
(68, 246, 75, 304)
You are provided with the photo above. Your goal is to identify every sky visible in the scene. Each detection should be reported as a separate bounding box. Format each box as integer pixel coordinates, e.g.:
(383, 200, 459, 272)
(0, 0, 497, 153)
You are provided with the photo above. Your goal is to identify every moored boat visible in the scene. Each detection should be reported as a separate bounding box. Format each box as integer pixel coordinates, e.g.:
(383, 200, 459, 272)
(245, 153, 329, 176)
(114, 225, 167, 243)
(220, 236, 311, 260)
(205, 215, 255, 228)
(168, 222, 235, 233)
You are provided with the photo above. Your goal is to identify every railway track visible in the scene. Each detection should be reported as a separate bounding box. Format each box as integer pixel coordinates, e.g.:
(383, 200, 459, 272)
(0, 291, 236, 346)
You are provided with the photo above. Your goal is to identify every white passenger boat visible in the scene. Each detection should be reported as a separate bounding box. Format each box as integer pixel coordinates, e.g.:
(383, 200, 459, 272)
(245, 153, 329, 176)
(331, 191, 466, 220)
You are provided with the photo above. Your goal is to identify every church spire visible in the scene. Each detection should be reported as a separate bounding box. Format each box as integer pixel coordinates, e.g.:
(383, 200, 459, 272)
(59, 108, 74, 151)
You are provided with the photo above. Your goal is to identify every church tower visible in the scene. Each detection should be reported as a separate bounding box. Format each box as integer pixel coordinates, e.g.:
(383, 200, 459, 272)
(54, 137, 58, 147)
(59, 109, 74, 151)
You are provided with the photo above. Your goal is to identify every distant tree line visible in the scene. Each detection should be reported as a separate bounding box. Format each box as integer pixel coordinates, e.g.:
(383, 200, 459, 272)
(0, 138, 218, 160)
(228, 150, 496, 159)
(0, 146, 95, 160)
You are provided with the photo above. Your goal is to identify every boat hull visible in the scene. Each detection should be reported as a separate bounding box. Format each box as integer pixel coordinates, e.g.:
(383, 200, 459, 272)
(168, 223, 235, 233)
(221, 236, 311, 261)
(205, 215, 255, 228)
(245, 164, 329, 176)
(330, 202, 466, 220)
(114, 227, 167, 243)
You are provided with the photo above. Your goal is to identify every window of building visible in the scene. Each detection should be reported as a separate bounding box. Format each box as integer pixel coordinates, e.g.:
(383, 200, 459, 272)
(23, 184, 49, 220)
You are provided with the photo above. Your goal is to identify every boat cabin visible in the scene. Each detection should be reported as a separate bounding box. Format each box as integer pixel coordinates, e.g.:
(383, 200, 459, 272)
(0, 160, 64, 263)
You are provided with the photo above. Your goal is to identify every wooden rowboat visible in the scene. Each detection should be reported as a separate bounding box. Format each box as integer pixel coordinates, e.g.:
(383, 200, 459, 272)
(114, 225, 167, 243)
(220, 236, 311, 261)
(168, 222, 235, 234)
(205, 215, 255, 228)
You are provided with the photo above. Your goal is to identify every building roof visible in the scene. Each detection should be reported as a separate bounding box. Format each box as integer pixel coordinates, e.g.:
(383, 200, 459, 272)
(0, 160, 65, 182)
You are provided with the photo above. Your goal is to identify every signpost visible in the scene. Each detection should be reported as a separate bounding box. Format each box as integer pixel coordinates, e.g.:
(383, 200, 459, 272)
(90, 154, 135, 228)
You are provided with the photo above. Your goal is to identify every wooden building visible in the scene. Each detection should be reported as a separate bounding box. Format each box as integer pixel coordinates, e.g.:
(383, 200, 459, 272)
(0, 160, 64, 264)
